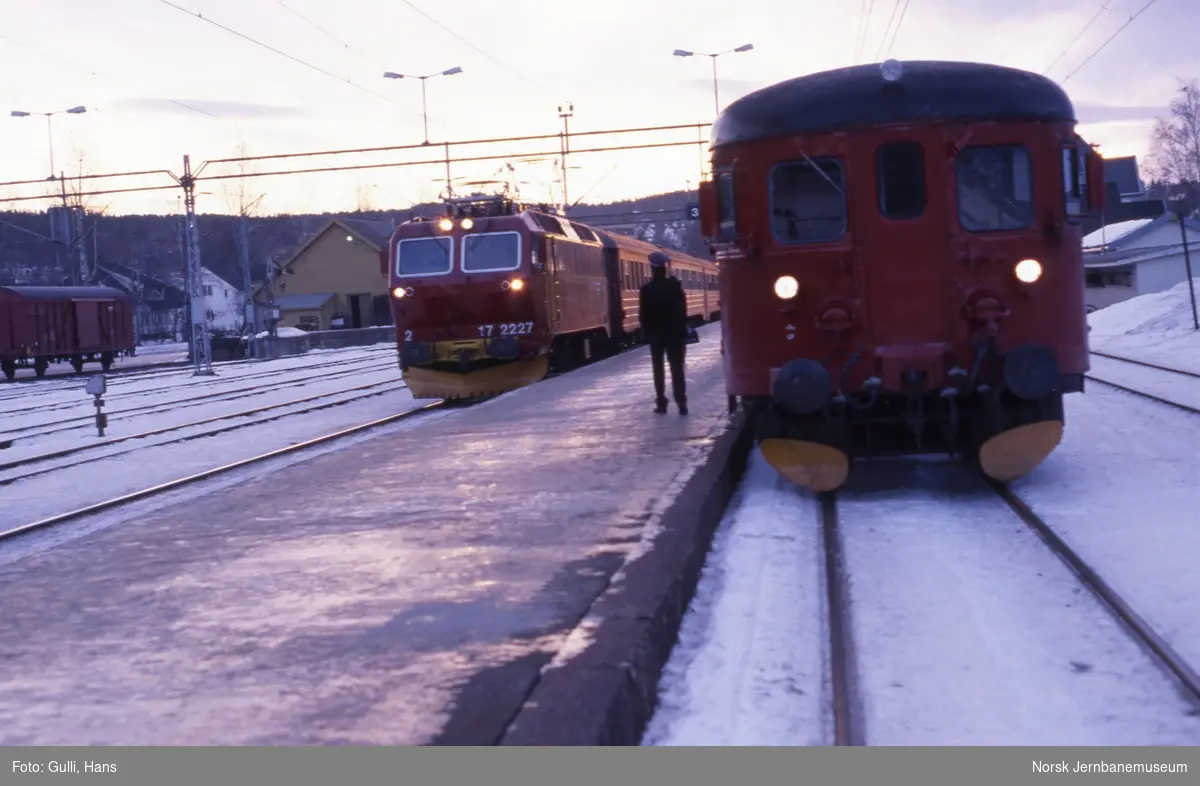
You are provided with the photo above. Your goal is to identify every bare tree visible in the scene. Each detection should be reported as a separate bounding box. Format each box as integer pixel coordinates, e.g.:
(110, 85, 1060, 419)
(355, 182, 376, 213)
(1146, 78, 1200, 215)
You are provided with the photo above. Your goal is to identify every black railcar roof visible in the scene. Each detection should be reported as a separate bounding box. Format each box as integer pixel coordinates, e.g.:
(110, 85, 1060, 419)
(710, 60, 1076, 147)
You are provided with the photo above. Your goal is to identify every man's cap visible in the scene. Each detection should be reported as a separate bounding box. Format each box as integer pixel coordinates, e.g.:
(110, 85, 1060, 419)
(648, 251, 669, 268)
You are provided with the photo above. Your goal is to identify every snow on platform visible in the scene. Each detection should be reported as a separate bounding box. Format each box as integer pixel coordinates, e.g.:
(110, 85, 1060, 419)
(1088, 277, 1200, 374)
(0, 324, 735, 745)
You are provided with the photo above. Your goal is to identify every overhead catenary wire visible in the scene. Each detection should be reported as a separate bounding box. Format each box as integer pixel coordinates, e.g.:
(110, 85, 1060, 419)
(399, 0, 541, 88)
(270, 0, 380, 67)
(0, 32, 219, 119)
(873, 0, 905, 61)
(881, 0, 912, 59)
(1061, 0, 1161, 83)
(1043, 1, 1112, 75)
(854, 0, 877, 63)
(154, 0, 422, 117)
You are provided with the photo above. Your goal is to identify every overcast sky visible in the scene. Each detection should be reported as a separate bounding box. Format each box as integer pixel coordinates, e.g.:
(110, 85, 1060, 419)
(0, 0, 1193, 216)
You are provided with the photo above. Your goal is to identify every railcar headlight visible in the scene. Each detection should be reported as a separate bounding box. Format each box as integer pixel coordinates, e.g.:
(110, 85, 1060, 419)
(1015, 259, 1042, 283)
(774, 275, 799, 300)
(509, 278, 524, 292)
(438, 218, 453, 232)
(391, 287, 406, 298)
(461, 217, 474, 230)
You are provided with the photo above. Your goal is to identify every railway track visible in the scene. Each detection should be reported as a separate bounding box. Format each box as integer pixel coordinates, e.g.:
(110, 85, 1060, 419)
(0, 380, 410, 485)
(1, 358, 397, 436)
(0, 351, 393, 417)
(1084, 352, 1200, 416)
(0, 399, 451, 542)
(1090, 350, 1200, 379)
(816, 474, 1200, 745)
(0, 344, 394, 404)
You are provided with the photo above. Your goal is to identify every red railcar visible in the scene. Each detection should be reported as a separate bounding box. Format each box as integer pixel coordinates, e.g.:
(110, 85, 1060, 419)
(697, 59, 1106, 491)
(386, 194, 718, 399)
(0, 285, 136, 380)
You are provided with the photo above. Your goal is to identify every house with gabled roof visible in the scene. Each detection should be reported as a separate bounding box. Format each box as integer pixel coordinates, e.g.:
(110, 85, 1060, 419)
(1083, 214, 1200, 312)
(253, 217, 395, 331)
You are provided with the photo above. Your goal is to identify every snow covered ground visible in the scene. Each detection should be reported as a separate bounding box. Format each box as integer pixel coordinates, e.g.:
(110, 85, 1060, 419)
(644, 448, 1200, 746)
(0, 343, 433, 528)
(1088, 277, 1200, 374)
(645, 285, 1200, 746)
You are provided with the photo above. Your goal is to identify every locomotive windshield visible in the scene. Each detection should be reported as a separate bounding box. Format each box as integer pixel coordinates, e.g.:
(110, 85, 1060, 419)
(396, 237, 453, 277)
(462, 232, 521, 273)
(769, 158, 847, 243)
(955, 145, 1035, 232)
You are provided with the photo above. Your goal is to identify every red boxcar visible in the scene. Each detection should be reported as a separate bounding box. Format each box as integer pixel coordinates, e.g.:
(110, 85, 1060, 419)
(385, 194, 719, 399)
(698, 60, 1105, 491)
(0, 286, 136, 380)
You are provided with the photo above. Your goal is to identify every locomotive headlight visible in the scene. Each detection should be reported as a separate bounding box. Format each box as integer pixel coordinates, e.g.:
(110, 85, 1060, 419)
(438, 218, 453, 232)
(1015, 258, 1042, 283)
(461, 217, 474, 230)
(391, 286, 406, 298)
(774, 275, 799, 300)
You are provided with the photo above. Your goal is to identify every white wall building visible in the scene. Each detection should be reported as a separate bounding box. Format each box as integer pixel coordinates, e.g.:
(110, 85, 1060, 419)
(200, 267, 244, 334)
(1083, 215, 1200, 312)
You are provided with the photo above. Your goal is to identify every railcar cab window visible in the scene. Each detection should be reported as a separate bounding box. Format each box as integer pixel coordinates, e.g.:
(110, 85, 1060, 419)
(955, 145, 1034, 232)
(877, 141, 925, 219)
(1062, 144, 1089, 218)
(395, 236, 453, 278)
(769, 158, 847, 244)
(715, 170, 737, 241)
(463, 232, 521, 273)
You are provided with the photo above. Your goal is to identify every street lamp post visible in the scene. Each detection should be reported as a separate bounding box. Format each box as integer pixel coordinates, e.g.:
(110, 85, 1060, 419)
(383, 67, 463, 145)
(10, 105, 87, 180)
(673, 44, 753, 115)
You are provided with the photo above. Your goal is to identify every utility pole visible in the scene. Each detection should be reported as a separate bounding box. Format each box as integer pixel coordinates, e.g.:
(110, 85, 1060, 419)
(1179, 210, 1198, 331)
(558, 103, 573, 214)
(180, 155, 214, 375)
(237, 212, 257, 358)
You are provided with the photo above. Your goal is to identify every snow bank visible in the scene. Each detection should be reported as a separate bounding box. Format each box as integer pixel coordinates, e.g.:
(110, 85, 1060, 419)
(1087, 277, 1200, 373)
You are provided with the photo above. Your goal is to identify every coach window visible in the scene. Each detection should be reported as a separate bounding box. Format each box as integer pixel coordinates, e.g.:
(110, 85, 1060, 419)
(955, 144, 1034, 232)
(396, 236, 453, 278)
(769, 157, 847, 244)
(715, 170, 737, 241)
(877, 141, 925, 219)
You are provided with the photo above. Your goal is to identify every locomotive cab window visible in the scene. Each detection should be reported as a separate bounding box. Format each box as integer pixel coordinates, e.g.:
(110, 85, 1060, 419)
(955, 145, 1034, 232)
(1063, 144, 1089, 218)
(877, 141, 925, 219)
(396, 236, 453, 278)
(769, 157, 847, 244)
(715, 170, 737, 241)
(463, 231, 521, 273)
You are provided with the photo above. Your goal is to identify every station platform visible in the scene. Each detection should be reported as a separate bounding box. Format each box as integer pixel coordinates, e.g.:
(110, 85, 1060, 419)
(0, 322, 751, 746)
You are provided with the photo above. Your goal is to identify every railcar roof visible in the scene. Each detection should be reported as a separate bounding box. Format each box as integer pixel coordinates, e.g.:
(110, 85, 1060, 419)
(0, 285, 131, 301)
(592, 228, 713, 267)
(710, 60, 1076, 147)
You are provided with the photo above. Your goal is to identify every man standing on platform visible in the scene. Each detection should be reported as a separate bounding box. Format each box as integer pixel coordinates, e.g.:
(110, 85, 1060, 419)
(638, 251, 689, 415)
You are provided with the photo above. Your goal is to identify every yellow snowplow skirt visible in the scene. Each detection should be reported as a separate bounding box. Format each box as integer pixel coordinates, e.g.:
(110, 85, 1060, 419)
(759, 438, 850, 492)
(978, 420, 1064, 483)
(404, 355, 550, 401)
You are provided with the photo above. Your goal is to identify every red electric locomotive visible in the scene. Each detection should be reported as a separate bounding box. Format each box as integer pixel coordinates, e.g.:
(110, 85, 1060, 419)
(387, 193, 718, 399)
(698, 59, 1105, 491)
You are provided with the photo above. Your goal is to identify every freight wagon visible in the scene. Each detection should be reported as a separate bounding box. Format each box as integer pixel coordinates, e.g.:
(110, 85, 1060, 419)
(0, 286, 137, 380)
